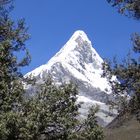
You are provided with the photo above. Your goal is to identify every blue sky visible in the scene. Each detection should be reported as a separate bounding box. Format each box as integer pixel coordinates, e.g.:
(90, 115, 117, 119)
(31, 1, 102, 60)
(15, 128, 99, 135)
(12, 0, 140, 74)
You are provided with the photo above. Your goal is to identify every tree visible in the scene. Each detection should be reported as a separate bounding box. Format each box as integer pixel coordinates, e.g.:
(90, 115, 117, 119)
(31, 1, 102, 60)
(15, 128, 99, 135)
(18, 78, 104, 140)
(0, 1, 31, 139)
(21, 81, 80, 140)
(0, 2, 104, 140)
(107, 0, 140, 20)
(102, 52, 140, 117)
(104, 0, 140, 122)
(71, 106, 104, 140)
(0, 0, 12, 5)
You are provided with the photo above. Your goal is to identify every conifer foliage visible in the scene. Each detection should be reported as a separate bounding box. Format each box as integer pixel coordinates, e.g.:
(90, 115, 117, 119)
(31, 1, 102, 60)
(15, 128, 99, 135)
(107, 0, 140, 20)
(0, 1, 31, 139)
(104, 0, 140, 122)
(19, 79, 104, 140)
(0, 1, 104, 140)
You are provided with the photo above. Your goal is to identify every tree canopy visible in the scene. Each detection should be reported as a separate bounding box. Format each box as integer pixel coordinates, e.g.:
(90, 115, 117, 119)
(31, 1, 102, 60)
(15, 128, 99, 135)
(105, 0, 140, 122)
(0, 1, 104, 139)
(107, 0, 140, 20)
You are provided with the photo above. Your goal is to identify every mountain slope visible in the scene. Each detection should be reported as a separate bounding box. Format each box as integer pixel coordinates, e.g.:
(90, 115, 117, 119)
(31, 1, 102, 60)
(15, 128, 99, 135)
(26, 30, 117, 126)
(105, 115, 140, 140)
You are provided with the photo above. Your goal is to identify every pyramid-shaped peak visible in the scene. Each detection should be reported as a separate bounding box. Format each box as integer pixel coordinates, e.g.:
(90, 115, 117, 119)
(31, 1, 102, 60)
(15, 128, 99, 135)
(70, 30, 90, 42)
(47, 30, 103, 69)
(73, 30, 87, 36)
(25, 30, 116, 127)
(56, 30, 92, 57)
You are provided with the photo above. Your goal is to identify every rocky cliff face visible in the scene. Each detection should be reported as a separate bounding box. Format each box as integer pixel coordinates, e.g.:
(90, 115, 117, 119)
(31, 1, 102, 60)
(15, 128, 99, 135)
(25, 30, 117, 126)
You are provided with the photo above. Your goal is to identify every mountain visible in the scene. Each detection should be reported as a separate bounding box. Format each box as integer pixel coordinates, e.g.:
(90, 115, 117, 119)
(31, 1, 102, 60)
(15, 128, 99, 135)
(25, 30, 117, 126)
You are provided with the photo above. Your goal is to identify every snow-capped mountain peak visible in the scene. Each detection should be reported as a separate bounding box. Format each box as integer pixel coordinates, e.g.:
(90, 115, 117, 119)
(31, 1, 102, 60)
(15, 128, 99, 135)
(51, 30, 103, 65)
(25, 30, 117, 126)
(69, 30, 90, 41)
(67, 30, 92, 47)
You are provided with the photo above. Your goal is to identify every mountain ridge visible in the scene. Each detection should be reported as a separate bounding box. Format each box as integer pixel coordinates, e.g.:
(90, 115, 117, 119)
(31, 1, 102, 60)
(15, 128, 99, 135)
(25, 30, 117, 126)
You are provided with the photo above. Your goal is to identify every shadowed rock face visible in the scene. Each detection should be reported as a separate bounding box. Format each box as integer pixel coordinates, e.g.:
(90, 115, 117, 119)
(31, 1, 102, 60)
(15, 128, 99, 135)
(25, 30, 117, 126)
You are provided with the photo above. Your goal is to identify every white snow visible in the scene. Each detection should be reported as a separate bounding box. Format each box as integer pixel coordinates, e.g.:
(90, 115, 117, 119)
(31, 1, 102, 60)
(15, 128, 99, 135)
(25, 30, 117, 126)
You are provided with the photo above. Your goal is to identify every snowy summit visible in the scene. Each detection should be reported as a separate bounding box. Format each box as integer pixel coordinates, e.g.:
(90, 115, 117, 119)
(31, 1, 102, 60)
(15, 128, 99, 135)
(26, 30, 117, 126)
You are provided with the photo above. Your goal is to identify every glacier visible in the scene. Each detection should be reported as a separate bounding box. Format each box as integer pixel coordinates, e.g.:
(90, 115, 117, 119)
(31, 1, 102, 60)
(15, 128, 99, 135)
(25, 30, 117, 126)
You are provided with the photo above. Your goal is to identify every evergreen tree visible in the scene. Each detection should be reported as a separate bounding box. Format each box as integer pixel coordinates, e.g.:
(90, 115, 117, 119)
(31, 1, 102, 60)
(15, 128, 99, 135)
(21, 81, 80, 140)
(71, 106, 104, 140)
(19, 78, 104, 140)
(0, 0, 12, 5)
(0, 1, 104, 139)
(0, 1, 31, 139)
(104, 0, 140, 122)
(107, 0, 140, 20)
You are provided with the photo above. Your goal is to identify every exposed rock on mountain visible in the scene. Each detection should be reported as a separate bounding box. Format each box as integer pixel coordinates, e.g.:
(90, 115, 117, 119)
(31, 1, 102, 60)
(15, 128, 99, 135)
(25, 30, 117, 126)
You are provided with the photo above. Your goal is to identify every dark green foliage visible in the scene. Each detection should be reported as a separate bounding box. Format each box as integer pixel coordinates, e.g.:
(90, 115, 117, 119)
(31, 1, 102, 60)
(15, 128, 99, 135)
(0, 2, 30, 112)
(71, 106, 104, 140)
(0, 2, 31, 139)
(107, 0, 140, 20)
(21, 80, 80, 140)
(102, 33, 140, 122)
(105, 0, 140, 123)
(0, 1, 104, 140)
(18, 79, 104, 140)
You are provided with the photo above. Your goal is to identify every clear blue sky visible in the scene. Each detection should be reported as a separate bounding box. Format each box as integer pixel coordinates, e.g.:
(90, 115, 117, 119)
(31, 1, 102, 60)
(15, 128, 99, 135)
(12, 0, 140, 74)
